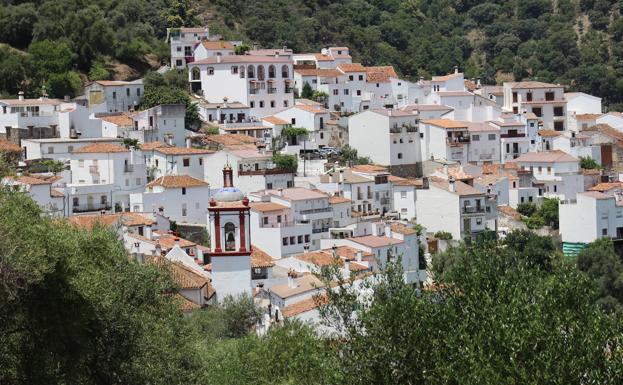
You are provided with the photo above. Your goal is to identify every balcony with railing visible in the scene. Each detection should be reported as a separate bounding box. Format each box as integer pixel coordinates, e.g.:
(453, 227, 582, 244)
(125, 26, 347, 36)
(124, 164, 134, 173)
(89, 165, 99, 174)
(299, 207, 333, 215)
(249, 88, 260, 95)
(462, 206, 485, 214)
(312, 227, 330, 234)
(267, 87, 277, 94)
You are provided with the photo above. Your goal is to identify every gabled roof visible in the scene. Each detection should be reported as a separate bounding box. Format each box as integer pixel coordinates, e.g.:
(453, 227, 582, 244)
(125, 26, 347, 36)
(262, 115, 289, 125)
(140, 141, 169, 151)
(68, 212, 155, 229)
(201, 40, 234, 50)
(337, 63, 366, 73)
(5, 175, 52, 185)
(588, 182, 623, 192)
(365, 66, 398, 83)
(192, 55, 292, 65)
(514, 150, 578, 163)
(347, 235, 404, 248)
(154, 146, 214, 156)
(506, 81, 563, 89)
(146, 175, 208, 189)
(431, 72, 462, 82)
(251, 247, 276, 268)
(429, 177, 483, 196)
(538, 129, 562, 138)
(0, 140, 21, 153)
(72, 143, 129, 153)
(270, 274, 325, 299)
(97, 113, 134, 126)
(282, 294, 327, 318)
(249, 201, 288, 212)
(293, 104, 328, 114)
(422, 119, 468, 129)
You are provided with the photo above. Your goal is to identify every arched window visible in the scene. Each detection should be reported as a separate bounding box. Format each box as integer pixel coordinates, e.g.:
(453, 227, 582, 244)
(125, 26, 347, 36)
(191, 67, 200, 81)
(268, 65, 276, 78)
(247, 65, 255, 79)
(257, 65, 265, 81)
(239, 65, 245, 78)
(224, 222, 236, 251)
(281, 65, 289, 78)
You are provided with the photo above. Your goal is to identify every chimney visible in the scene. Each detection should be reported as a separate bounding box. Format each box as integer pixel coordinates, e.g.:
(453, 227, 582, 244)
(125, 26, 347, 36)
(129, 146, 135, 164)
(18, 91, 24, 101)
(283, 45, 287, 52)
(384, 224, 392, 238)
(443, 164, 449, 175)
(287, 270, 297, 288)
(448, 176, 456, 193)
(344, 258, 350, 274)
(332, 245, 338, 259)
(303, 244, 309, 253)
(277, 188, 283, 196)
(454, 65, 459, 74)
(572, 132, 576, 138)
(338, 169, 344, 183)
(185, 137, 192, 148)
(487, 183, 492, 194)
(476, 78, 481, 88)
(356, 250, 362, 262)
(155, 241, 162, 256)
(253, 43, 258, 51)
(216, 55, 221, 63)
(174, 237, 180, 248)
(64, 95, 70, 102)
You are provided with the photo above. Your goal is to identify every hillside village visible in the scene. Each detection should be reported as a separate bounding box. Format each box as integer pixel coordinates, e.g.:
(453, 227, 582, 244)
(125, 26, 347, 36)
(2, 26, 623, 324)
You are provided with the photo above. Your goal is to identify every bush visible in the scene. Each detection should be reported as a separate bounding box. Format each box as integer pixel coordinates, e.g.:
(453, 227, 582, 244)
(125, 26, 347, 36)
(517, 202, 537, 217)
(580, 156, 601, 170)
(434, 231, 453, 240)
(524, 215, 545, 229)
(272, 153, 298, 172)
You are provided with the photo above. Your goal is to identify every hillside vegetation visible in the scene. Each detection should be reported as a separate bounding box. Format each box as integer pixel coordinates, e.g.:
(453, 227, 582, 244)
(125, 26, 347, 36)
(204, 0, 623, 109)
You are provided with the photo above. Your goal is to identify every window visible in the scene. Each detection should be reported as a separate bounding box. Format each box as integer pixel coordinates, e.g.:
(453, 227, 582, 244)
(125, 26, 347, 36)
(553, 185, 557, 192)
(224, 222, 236, 251)
(231, 66, 238, 74)
(343, 89, 349, 95)
(199, 158, 203, 166)
(263, 217, 268, 225)
(526, 92, 532, 101)
(513, 107, 518, 114)
(290, 236, 295, 245)
(305, 234, 310, 243)
(298, 235, 303, 244)
(247, 65, 255, 78)
(176, 60, 183, 67)
(538, 166, 542, 172)
(356, 90, 361, 96)
(250, 101, 255, 108)
(73, 197, 79, 207)
(554, 106, 564, 117)
(137, 88, 141, 96)
(283, 100, 288, 107)
(268, 65, 276, 78)
(472, 134, 480, 141)
(184, 46, 192, 56)
(257, 65, 265, 81)
(488, 134, 496, 140)
(112, 91, 117, 99)
(270, 101, 275, 108)
(547, 166, 551, 173)
(183, 158, 190, 167)
(259, 101, 264, 108)
(207, 67, 214, 75)
(532, 107, 542, 117)
(401, 191, 407, 198)
(545, 92, 555, 101)
(291, 118, 296, 125)
(603, 228, 608, 236)
(101, 195, 107, 205)
(277, 215, 282, 223)
(281, 65, 289, 78)
(283, 237, 288, 246)
(512, 92, 517, 103)
(358, 75, 363, 81)
(554, 121, 564, 131)
(267, 182, 273, 189)
(320, 132, 324, 139)
(191, 67, 200, 80)
(349, 75, 354, 81)
(182, 187, 186, 195)
(397, 153, 403, 159)
(177, 47, 182, 52)
(135, 178, 141, 186)
(333, 89, 338, 95)
(182, 204, 187, 217)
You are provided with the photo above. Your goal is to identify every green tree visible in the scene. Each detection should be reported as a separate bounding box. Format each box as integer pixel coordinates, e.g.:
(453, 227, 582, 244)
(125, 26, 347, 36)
(301, 82, 314, 99)
(272, 153, 298, 172)
(88, 61, 109, 81)
(580, 156, 601, 169)
(538, 197, 559, 229)
(141, 86, 200, 129)
(577, 237, 623, 312)
(517, 202, 537, 217)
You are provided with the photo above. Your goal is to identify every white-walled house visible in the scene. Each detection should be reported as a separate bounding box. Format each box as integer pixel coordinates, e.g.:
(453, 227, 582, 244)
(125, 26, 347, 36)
(193, 40, 235, 61)
(513, 150, 583, 200)
(273, 104, 331, 149)
(188, 55, 295, 118)
(2, 175, 65, 216)
(21, 137, 123, 161)
(68, 143, 146, 214)
(84, 80, 143, 113)
(421, 118, 471, 164)
(144, 145, 214, 181)
(565, 92, 602, 132)
(168, 26, 211, 68)
(416, 177, 496, 240)
(466, 122, 500, 164)
(503, 81, 567, 131)
(130, 175, 210, 225)
(348, 109, 421, 173)
(559, 191, 623, 246)
(204, 149, 294, 193)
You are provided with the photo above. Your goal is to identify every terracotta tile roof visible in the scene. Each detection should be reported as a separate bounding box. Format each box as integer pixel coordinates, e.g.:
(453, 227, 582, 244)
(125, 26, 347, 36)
(249, 201, 288, 212)
(389, 176, 422, 187)
(295, 247, 370, 271)
(201, 40, 234, 50)
(294, 68, 320, 76)
(154, 146, 214, 155)
(199, 134, 259, 148)
(140, 141, 169, 151)
(98, 113, 134, 126)
(50, 188, 65, 197)
(317, 69, 343, 78)
(251, 247, 275, 268)
(365, 66, 398, 83)
(431, 72, 462, 82)
(467, 122, 499, 132)
(69, 212, 155, 229)
(193, 55, 292, 65)
(0, 97, 62, 106)
(270, 274, 325, 299)
(422, 119, 468, 129)
(400, 104, 454, 112)
(282, 294, 327, 318)
(588, 182, 623, 192)
(390, 223, 417, 235)
(262, 115, 289, 125)
(94, 80, 142, 86)
(294, 104, 328, 114)
(585, 124, 623, 141)
(7, 175, 52, 185)
(314, 53, 334, 62)
(72, 143, 129, 153)
(581, 191, 612, 200)
(347, 235, 404, 248)
(167, 260, 209, 289)
(0, 140, 21, 153)
(538, 129, 562, 138)
(507, 81, 563, 89)
(498, 205, 520, 220)
(350, 164, 387, 173)
(438, 166, 474, 181)
(514, 150, 578, 163)
(328, 195, 351, 204)
(151, 232, 197, 249)
(337, 63, 366, 73)
(146, 175, 208, 188)
(262, 187, 328, 201)
(438, 91, 474, 97)
(430, 177, 483, 196)
(575, 113, 602, 121)
(174, 293, 201, 312)
(464, 79, 477, 92)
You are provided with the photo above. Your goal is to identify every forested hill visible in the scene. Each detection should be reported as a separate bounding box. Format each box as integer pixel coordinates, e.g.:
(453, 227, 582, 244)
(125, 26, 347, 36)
(204, 0, 623, 109)
(2, 0, 623, 108)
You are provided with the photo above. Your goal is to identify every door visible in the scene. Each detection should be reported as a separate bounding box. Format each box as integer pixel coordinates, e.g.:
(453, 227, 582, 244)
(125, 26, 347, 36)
(601, 144, 613, 169)
(87, 195, 94, 211)
(463, 217, 471, 235)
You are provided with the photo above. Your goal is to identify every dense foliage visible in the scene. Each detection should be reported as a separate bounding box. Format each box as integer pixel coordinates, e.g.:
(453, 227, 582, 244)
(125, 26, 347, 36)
(0, 0, 196, 97)
(577, 237, 623, 312)
(142, 70, 201, 128)
(207, 0, 623, 109)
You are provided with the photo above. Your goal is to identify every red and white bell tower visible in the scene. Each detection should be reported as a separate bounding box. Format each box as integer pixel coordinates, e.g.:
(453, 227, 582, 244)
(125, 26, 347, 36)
(208, 164, 252, 300)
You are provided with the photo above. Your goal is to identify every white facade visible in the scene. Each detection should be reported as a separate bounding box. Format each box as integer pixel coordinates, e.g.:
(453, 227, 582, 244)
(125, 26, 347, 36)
(22, 137, 123, 161)
(514, 151, 584, 200)
(84, 80, 143, 113)
(503, 82, 567, 131)
(559, 192, 623, 244)
(168, 27, 210, 68)
(188, 55, 295, 118)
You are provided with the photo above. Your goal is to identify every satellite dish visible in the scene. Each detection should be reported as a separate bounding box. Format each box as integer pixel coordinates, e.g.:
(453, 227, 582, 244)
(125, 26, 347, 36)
(321, 48, 328, 55)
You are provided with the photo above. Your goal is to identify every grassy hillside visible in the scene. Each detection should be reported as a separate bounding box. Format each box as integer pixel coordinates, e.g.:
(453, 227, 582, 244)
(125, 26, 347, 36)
(200, 0, 623, 109)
